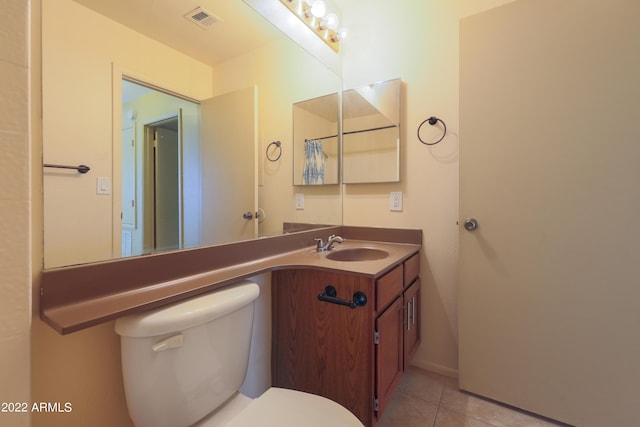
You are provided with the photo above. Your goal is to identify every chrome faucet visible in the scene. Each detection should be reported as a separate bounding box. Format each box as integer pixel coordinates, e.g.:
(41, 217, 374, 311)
(315, 234, 344, 252)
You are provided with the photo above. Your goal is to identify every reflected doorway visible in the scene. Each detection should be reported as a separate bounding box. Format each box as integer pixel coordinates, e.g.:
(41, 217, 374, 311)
(121, 78, 199, 258)
(144, 116, 182, 253)
(120, 79, 257, 259)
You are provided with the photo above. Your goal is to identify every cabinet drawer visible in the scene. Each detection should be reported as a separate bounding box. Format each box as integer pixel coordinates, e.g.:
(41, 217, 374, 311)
(403, 253, 420, 287)
(376, 265, 403, 312)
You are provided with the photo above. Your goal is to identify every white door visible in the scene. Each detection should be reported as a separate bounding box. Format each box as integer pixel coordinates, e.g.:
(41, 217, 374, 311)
(200, 86, 257, 243)
(121, 126, 136, 256)
(459, 1, 640, 426)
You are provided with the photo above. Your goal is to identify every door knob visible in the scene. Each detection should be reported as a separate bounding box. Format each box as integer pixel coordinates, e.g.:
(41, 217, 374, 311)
(463, 218, 479, 231)
(242, 212, 253, 220)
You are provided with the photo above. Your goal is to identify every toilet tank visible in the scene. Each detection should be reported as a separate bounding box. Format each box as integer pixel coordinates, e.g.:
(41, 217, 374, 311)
(115, 280, 260, 427)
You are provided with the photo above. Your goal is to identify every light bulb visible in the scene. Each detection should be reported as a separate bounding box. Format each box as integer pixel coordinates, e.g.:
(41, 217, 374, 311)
(325, 13, 339, 30)
(310, 1, 326, 18)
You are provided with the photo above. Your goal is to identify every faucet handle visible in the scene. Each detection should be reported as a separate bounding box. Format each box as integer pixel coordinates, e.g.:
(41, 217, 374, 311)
(325, 235, 344, 250)
(314, 238, 325, 250)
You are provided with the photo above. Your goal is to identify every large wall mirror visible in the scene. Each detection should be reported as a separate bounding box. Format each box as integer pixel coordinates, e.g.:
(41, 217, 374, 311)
(342, 78, 401, 183)
(42, 0, 342, 269)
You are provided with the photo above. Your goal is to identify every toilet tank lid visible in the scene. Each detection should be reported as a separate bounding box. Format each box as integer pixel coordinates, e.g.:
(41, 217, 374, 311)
(114, 280, 260, 337)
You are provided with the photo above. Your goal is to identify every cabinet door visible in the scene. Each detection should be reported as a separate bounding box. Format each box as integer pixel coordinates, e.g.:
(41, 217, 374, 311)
(375, 296, 404, 420)
(272, 270, 374, 426)
(404, 278, 421, 368)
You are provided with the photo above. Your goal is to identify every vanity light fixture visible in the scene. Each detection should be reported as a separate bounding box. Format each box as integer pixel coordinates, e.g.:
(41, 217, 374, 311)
(279, 0, 343, 52)
(310, 0, 326, 18)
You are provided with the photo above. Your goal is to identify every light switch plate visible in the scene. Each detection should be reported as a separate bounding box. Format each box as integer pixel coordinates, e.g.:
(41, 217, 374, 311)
(295, 193, 304, 210)
(97, 177, 111, 195)
(390, 192, 403, 211)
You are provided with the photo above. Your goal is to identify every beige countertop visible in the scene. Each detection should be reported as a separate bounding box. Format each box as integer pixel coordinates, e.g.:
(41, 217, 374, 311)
(41, 226, 421, 334)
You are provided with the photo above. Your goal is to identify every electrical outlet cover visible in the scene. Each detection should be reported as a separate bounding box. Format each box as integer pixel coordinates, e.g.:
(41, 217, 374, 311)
(390, 192, 402, 211)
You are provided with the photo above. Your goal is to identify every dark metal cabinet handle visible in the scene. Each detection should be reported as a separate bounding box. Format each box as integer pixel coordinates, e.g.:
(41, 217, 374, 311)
(406, 296, 417, 331)
(318, 285, 367, 309)
(412, 296, 416, 325)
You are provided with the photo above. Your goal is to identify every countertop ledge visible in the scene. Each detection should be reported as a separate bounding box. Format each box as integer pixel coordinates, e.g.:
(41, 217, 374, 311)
(41, 226, 421, 334)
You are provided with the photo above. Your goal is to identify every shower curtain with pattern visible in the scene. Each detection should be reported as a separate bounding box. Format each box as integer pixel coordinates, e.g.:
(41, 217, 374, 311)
(303, 139, 325, 185)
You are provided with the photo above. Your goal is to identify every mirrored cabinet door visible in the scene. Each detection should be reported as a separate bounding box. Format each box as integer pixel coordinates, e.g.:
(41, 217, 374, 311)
(342, 78, 401, 184)
(292, 93, 340, 186)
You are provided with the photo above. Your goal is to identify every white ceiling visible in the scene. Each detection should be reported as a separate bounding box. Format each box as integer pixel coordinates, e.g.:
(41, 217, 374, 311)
(72, 0, 284, 66)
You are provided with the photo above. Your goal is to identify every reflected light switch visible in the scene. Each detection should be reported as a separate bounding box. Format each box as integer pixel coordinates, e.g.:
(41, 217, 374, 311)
(97, 177, 111, 195)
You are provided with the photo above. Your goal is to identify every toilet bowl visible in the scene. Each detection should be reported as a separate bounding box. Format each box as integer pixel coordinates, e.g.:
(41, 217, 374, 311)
(195, 388, 361, 427)
(115, 280, 363, 427)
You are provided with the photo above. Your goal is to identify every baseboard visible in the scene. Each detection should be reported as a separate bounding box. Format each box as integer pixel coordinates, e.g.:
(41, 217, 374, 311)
(410, 358, 459, 379)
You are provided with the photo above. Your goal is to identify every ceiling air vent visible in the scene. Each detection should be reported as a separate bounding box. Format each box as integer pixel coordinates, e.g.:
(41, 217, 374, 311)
(184, 7, 222, 29)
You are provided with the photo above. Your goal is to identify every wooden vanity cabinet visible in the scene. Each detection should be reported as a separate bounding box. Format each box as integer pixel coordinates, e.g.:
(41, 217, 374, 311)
(272, 252, 421, 426)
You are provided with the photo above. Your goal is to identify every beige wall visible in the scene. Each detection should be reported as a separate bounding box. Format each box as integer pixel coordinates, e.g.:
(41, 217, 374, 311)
(341, 0, 515, 376)
(1, 0, 31, 426)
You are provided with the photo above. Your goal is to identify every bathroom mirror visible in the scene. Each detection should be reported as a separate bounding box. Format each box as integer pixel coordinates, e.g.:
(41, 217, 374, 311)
(292, 93, 340, 186)
(43, 0, 342, 268)
(342, 78, 401, 183)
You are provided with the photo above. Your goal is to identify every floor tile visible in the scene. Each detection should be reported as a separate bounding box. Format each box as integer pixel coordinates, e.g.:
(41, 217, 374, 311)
(376, 393, 439, 427)
(439, 382, 566, 427)
(396, 366, 446, 405)
(434, 406, 497, 427)
(378, 367, 570, 427)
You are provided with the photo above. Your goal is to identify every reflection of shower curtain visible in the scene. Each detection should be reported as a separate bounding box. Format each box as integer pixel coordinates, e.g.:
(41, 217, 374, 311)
(303, 139, 325, 185)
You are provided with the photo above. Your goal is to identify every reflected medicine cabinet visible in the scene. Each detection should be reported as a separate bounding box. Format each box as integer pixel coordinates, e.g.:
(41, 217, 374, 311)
(342, 78, 401, 184)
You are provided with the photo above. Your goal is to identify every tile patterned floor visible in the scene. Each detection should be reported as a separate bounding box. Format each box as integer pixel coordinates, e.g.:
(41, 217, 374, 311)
(376, 366, 572, 427)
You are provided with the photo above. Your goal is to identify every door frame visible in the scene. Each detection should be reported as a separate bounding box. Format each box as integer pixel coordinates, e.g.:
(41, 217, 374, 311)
(112, 63, 199, 257)
(142, 113, 183, 253)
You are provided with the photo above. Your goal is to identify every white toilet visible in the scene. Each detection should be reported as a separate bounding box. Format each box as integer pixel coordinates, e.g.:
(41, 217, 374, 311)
(114, 280, 363, 427)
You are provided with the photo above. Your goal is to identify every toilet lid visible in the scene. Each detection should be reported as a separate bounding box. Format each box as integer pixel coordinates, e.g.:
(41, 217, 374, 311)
(225, 388, 363, 427)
